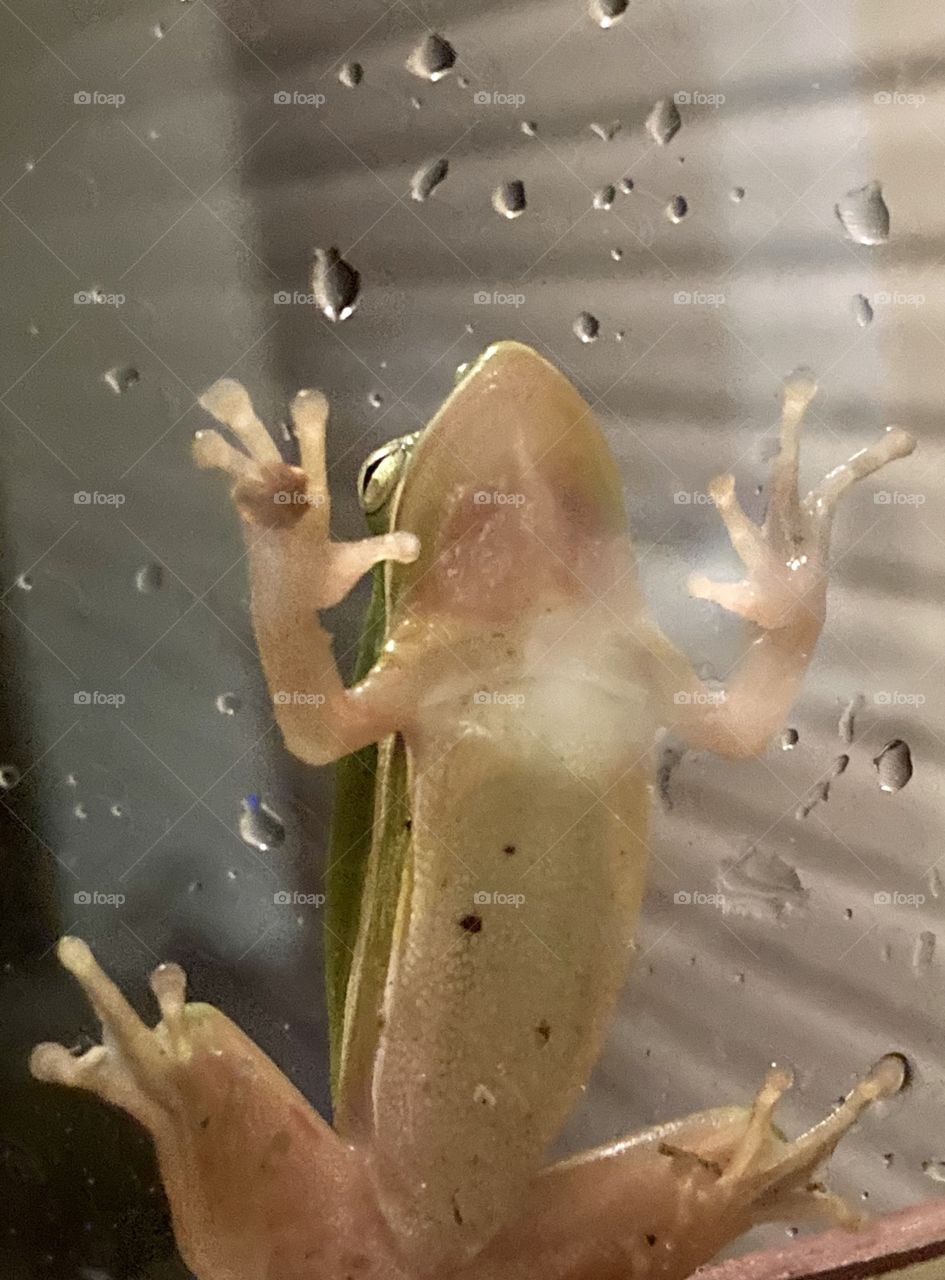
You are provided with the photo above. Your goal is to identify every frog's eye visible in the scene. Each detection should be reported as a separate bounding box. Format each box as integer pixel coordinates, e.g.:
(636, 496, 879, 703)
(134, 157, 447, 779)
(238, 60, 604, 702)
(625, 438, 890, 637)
(358, 435, 418, 515)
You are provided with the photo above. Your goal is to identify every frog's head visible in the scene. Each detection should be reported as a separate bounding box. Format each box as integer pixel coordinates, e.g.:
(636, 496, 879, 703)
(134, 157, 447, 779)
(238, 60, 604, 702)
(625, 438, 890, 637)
(386, 342, 632, 623)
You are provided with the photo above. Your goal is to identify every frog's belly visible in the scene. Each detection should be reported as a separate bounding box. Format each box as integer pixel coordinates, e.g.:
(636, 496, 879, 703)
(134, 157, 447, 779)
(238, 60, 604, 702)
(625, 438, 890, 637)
(368, 679, 652, 1273)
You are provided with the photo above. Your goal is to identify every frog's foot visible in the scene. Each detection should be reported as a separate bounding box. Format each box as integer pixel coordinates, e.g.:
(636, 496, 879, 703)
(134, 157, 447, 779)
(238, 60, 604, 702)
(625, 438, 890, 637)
(688, 370, 915, 631)
(32, 938, 394, 1280)
(661, 1054, 906, 1235)
(194, 378, 418, 608)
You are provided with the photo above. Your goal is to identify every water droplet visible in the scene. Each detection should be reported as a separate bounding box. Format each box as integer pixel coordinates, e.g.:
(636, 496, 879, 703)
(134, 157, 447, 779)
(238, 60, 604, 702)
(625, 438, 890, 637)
(74, 803, 88, 821)
(152, 21, 165, 37)
(717, 848, 807, 920)
(780, 727, 799, 750)
(610, 247, 624, 261)
(27, 320, 40, 337)
(852, 294, 874, 327)
(215, 692, 241, 716)
(492, 179, 527, 219)
(838, 694, 864, 744)
(646, 97, 682, 146)
(923, 1160, 945, 1184)
(573, 312, 600, 343)
(368, 391, 383, 408)
(619, 177, 635, 194)
(666, 194, 688, 222)
(883, 1152, 895, 1168)
(311, 247, 360, 322)
(239, 794, 286, 851)
(338, 61, 363, 88)
(593, 185, 616, 210)
(520, 120, 538, 137)
(590, 120, 621, 142)
(102, 366, 140, 395)
(873, 739, 913, 792)
(135, 563, 164, 593)
(730, 186, 745, 202)
(15, 573, 33, 592)
(410, 96, 423, 110)
(410, 156, 449, 202)
(656, 745, 685, 811)
(928, 868, 943, 899)
(835, 181, 890, 246)
(913, 930, 936, 971)
(109, 803, 124, 818)
(65, 773, 78, 787)
(590, 0, 629, 27)
(0, 765, 20, 790)
(407, 32, 456, 82)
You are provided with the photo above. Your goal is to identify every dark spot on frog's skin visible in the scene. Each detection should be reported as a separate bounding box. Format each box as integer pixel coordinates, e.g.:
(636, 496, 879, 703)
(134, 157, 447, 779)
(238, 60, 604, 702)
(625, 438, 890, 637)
(503, 844, 516, 856)
(534, 1020, 551, 1046)
(404, 818, 412, 832)
(199, 1116, 211, 1130)
(452, 1194, 464, 1225)
(646, 1234, 657, 1247)
(459, 914, 483, 934)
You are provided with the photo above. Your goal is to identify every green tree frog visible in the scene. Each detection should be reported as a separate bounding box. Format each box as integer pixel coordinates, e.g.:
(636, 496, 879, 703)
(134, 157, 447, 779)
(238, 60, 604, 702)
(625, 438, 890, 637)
(32, 342, 915, 1280)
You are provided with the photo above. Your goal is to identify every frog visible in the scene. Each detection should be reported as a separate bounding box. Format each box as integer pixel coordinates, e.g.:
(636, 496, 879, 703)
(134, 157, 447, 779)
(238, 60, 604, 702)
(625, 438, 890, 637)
(31, 341, 915, 1280)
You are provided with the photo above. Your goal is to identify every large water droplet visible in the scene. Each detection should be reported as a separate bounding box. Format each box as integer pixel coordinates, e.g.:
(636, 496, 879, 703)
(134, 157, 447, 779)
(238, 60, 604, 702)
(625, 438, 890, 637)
(411, 156, 450, 202)
(666, 194, 688, 222)
(873, 739, 913, 792)
(730, 186, 746, 202)
(492, 180, 527, 219)
(646, 97, 682, 146)
(338, 61, 363, 88)
(619, 176, 635, 194)
(717, 848, 808, 920)
(573, 312, 600, 343)
(590, 0, 629, 27)
(852, 294, 874, 327)
(913, 930, 936, 971)
(102, 366, 140, 395)
(239, 794, 286, 851)
(923, 1161, 945, 1184)
(0, 765, 20, 790)
(135, 563, 164, 593)
(216, 692, 241, 716)
(780, 727, 799, 750)
(593, 185, 616, 210)
(520, 120, 538, 137)
(407, 32, 456, 81)
(15, 573, 33, 591)
(835, 181, 890, 246)
(311, 247, 360, 322)
(838, 694, 864, 744)
(590, 120, 621, 142)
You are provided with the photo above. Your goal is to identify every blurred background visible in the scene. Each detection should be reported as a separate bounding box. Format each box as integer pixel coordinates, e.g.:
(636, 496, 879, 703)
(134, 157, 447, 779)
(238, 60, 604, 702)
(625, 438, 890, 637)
(2, 1, 945, 1275)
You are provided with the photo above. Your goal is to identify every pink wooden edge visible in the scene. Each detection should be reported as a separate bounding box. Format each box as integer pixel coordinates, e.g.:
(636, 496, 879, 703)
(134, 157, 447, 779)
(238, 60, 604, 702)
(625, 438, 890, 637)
(695, 1198, 945, 1279)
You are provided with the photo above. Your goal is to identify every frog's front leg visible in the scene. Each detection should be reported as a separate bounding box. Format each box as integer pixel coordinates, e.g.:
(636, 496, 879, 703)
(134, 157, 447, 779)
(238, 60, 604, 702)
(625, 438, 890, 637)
(31, 939, 409, 1280)
(194, 380, 419, 766)
(650, 371, 915, 757)
(472, 1057, 905, 1280)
